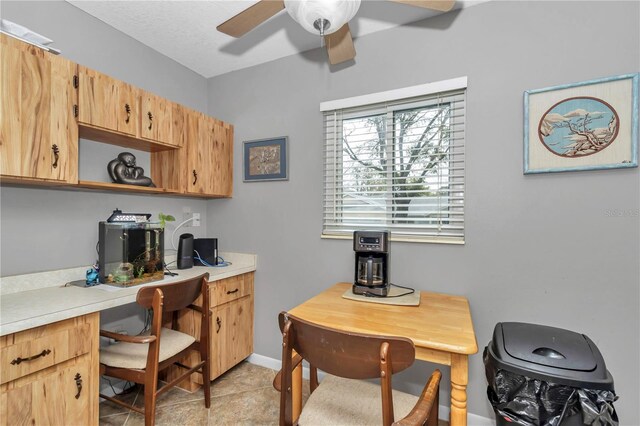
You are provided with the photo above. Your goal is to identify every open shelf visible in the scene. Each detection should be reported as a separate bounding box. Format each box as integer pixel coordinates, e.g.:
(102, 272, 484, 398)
(77, 180, 181, 195)
(79, 125, 179, 152)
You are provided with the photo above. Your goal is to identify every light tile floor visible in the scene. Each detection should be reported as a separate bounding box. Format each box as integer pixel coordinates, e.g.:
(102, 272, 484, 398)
(99, 361, 447, 426)
(99, 362, 290, 426)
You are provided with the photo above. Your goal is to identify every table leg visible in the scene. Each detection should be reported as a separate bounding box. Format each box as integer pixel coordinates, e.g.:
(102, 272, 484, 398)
(450, 353, 469, 426)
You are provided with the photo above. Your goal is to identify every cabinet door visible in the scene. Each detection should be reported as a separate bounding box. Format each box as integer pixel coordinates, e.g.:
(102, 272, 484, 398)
(209, 120, 233, 197)
(77, 66, 138, 137)
(0, 36, 78, 183)
(150, 103, 186, 191)
(140, 91, 174, 146)
(186, 110, 210, 194)
(0, 360, 91, 426)
(210, 295, 254, 380)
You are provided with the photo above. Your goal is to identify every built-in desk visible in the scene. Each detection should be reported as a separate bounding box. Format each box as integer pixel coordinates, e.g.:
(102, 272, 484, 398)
(0, 253, 256, 425)
(0, 252, 257, 336)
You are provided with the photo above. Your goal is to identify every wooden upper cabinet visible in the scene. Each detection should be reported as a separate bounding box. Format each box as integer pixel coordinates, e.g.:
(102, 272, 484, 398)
(186, 110, 210, 195)
(150, 103, 186, 192)
(77, 65, 138, 137)
(210, 119, 233, 197)
(0, 35, 233, 197)
(0, 35, 78, 183)
(139, 91, 175, 146)
(183, 112, 233, 197)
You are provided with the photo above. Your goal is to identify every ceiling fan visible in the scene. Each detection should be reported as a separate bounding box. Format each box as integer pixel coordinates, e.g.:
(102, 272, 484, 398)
(217, 0, 455, 65)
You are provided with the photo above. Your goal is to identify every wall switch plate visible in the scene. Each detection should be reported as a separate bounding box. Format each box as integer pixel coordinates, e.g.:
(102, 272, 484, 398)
(192, 213, 201, 227)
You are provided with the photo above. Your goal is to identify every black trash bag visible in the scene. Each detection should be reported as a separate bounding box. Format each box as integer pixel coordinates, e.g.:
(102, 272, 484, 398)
(484, 349, 618, 426)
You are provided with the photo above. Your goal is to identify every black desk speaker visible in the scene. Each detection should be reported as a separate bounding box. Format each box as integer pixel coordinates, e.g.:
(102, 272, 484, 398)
(177, 233, 194, 269)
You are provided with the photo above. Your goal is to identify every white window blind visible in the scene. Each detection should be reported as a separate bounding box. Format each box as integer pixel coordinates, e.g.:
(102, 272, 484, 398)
(322, 85, 466, 243)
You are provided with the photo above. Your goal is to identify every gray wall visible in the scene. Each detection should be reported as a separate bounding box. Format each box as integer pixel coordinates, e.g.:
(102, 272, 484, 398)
(0, 0, 211, 278)
(0, 0, 215, 371)
(206, 1, 639, 422)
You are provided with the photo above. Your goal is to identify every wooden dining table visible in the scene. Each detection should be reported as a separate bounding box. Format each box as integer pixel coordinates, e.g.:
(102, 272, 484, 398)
(287, 282, 478, 426)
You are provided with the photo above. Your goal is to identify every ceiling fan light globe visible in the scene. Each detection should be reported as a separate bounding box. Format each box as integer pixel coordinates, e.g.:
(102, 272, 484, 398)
(284, 0, 361, 36)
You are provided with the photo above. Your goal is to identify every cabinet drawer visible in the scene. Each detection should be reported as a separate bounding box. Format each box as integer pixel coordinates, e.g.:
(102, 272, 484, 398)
(0, 356, 92, 426)
(1, 323, 92, 385)
(210, 274, 250, 306)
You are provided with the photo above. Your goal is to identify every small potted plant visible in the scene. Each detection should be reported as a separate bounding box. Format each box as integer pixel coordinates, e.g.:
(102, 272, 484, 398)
(158, 212, 175, 228)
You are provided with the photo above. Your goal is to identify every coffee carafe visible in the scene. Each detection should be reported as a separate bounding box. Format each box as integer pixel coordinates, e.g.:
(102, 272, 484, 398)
(353, 231, 390, 297)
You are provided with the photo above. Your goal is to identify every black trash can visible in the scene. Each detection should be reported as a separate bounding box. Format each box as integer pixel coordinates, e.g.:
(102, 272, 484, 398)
(484, 322, 618, 426)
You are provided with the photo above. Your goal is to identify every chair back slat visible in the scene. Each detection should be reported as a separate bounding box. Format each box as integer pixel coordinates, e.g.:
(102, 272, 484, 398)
(137, 273, 209, 312)
(279, 312, 415, 379)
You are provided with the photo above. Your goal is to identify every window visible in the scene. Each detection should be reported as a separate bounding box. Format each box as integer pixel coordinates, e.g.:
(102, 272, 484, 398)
(322, 78, 466, 243)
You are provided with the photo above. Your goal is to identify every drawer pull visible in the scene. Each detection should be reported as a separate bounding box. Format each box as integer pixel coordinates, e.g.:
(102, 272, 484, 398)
(192, 169, 198, 185)
(125, 103, 131, 124)
(226, 289, 239, 295)
(74, 373, 83, 399)
(10, 349, 51, 365)
(148, 111, 153, 130)
(216, 317, 222, 334)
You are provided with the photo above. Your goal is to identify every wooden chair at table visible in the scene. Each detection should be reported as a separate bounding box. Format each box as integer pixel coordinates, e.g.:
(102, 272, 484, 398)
(99, 273, 211, 426)
(274, 311, 442, 426)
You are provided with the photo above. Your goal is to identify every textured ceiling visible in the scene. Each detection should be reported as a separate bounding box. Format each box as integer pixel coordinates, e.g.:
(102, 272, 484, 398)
(67, 1, 484, 78)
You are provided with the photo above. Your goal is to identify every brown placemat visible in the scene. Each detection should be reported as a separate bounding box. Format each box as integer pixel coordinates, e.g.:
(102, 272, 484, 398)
(341, 287, 420, 306)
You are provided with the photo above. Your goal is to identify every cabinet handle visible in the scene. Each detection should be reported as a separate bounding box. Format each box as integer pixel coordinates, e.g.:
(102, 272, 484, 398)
(74, 373, 83, 399)
(51, 144, 60, 169)
(226, 289, 239, 295)
(10, 349, 51, 365)
(192, 170, 198, 185)
(216, 317, 221, 334)
(124, 103, 131, 124)
(147, 111, 153, 130)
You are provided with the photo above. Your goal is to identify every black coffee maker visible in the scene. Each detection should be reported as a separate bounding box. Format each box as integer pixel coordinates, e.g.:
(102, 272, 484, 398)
(353, 231, 390, 297)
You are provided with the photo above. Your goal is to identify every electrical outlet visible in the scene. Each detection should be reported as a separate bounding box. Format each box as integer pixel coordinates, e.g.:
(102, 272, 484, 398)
(192, 213, 201, 227)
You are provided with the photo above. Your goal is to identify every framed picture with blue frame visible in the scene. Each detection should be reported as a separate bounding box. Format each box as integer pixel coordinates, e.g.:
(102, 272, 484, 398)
(243, 137, 288, 182)
(524, 73, 638, 174)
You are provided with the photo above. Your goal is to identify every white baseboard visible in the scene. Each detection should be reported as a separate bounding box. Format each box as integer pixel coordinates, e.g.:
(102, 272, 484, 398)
(246, 353, 493, 425)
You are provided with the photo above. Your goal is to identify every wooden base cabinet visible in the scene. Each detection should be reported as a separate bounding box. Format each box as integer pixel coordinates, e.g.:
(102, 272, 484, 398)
(167, 272, 254, 389)
(209, 276, 254, 379)
(0, 313, 99, 426)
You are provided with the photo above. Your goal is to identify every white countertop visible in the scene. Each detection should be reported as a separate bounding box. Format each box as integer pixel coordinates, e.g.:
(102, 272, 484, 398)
(0, 252, 256, 336)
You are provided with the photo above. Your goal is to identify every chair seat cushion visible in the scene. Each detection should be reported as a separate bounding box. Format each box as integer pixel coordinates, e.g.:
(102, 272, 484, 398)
(298, 374, 419, 425)
(100, 328, 195, 370)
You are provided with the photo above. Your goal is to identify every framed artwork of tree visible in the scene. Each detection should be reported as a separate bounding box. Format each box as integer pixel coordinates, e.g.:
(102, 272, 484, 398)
(243, 137, 288, 182)
(524, 73, 638, 173)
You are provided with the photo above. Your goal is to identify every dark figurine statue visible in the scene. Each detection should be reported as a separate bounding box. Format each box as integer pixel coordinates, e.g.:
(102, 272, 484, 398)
(107, 152, 156, 187)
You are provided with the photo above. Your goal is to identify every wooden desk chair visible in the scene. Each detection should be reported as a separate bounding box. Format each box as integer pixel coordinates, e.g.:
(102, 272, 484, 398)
(99, 273, 211, 426)
(274, 312, 441, 426)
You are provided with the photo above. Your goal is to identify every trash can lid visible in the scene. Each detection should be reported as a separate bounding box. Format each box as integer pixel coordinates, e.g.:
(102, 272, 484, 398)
(502, 322, 596, 372)
(485, 322, 614, 390)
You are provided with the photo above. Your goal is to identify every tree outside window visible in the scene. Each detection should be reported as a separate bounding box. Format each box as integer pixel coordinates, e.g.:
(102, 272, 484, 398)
(339, 104, 452, 228)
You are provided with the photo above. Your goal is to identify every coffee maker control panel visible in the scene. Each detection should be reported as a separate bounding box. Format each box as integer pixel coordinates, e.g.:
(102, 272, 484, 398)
(353, 231, 389, 253)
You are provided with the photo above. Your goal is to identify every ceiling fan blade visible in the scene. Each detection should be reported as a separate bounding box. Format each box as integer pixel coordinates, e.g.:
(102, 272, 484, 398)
(388, 0, 455, 12)
(217, 0, 285, 38)
(325, 24, 356, 65)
